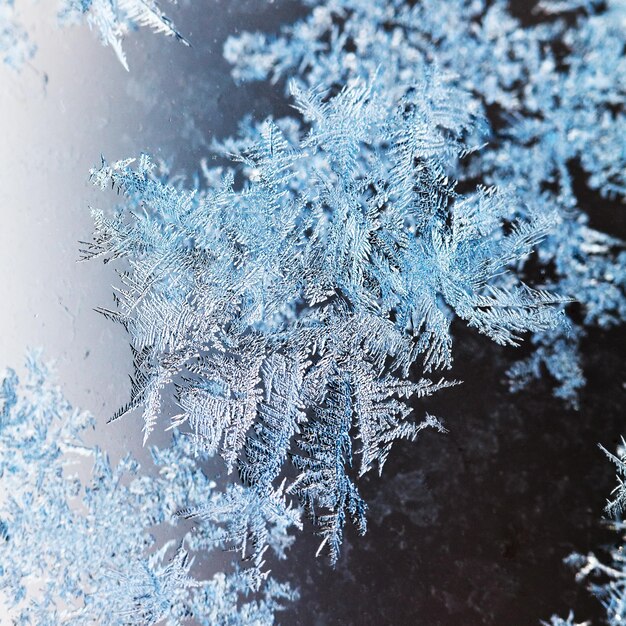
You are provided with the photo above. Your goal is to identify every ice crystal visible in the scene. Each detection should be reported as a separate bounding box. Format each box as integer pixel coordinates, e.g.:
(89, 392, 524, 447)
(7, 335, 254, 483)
(0, 0, 35, 70)
(85, 79, 567, 562)
(542, 613, 590, 626)
(224, 0, 626, 406)
(547, 440, 626, 625)
(0, 353, 297, 624)
(1, 0, 187, 72)
(59, 0, 189, 70)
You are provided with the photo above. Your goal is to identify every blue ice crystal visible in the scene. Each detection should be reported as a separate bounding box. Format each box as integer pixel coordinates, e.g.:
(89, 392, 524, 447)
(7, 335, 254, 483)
(546, 440, 626, 625)
(58, 0, 188, 70)
(0, 0, 35, 70)
(0, 352, 297, 624)
(1, 0, 187, 71)
(85, 79, 567, 562)
(224, 0, 626, 406)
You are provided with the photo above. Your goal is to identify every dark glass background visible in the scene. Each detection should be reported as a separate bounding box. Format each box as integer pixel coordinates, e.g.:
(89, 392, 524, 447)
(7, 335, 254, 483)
(0, 1, 623, 624)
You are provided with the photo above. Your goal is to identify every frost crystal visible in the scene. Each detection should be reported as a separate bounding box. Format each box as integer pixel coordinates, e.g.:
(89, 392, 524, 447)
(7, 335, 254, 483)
(546, 440, 626, 626)
(225, 0, 626, 406)
(0, 0, 35, 70)
(59, 0, 189, 70)
(0, 353, 297, 624)
(542, 613, 590, 626)
(85, 79, 566, 562)
(1, 0, 187, 72)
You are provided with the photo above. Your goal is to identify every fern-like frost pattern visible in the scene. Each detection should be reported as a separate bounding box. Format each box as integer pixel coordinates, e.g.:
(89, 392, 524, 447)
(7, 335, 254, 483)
(59, 0, 188, 70)
(86, 79, 566, 562)
(1, 0, 187, 71)
(0, 353, 296, 624)
(546, 440, 626, 625)
(225, 0, 626, 406)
